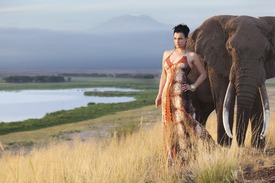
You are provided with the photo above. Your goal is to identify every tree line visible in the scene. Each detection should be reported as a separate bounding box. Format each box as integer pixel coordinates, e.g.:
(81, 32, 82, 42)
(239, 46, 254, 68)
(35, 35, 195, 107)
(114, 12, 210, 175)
(3, 73, 158, 83)
(60, 73, 157, 79)
(3, 75, 66, 83)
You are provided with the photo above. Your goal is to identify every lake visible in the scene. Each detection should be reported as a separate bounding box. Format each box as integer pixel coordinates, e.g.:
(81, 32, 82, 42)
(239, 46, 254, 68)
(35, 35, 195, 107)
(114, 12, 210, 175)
(0, 88, 137, 123)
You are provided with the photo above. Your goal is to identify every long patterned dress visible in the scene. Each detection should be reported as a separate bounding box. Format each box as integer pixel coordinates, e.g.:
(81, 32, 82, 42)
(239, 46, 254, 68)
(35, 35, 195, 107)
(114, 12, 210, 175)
(162, 52, 214, 165)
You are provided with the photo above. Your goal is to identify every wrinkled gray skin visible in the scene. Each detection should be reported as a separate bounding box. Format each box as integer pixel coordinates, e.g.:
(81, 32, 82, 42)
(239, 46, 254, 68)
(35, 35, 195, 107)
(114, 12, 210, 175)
(187, 15, 275, 148)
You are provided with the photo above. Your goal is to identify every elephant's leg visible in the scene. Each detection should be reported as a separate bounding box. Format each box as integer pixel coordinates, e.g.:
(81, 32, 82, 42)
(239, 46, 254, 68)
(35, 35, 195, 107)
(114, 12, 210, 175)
(191, 93, 214, 126)
(208, 68, 233, 146)
(188, 68, 214, 125)
(194, 102, 214, 126)
(250, 91, 265, 148)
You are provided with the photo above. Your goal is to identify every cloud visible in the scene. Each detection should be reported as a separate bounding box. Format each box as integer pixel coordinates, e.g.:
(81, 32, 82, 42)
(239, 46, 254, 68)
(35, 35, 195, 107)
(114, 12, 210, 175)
(0, 26, 171, 71)
(0, 0, 245, 14)
(0, 5, 47, 13)
(0, 2, 144, 13)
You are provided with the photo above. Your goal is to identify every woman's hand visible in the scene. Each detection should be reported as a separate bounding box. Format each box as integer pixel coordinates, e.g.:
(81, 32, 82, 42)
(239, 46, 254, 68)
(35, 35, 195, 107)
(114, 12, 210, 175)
(182, 84, 192, 92)
(155, 96, 162, 108)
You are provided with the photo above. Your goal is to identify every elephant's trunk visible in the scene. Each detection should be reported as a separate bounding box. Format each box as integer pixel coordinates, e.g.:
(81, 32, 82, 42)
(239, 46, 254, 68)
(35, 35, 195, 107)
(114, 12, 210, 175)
(234, 72, 259, 111)
(223, 82, 270, 141)
(222, 79, 258, 140)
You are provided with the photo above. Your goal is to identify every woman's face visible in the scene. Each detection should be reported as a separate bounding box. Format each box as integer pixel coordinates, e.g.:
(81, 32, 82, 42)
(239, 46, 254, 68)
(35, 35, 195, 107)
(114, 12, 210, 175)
(173, 32, 187, 49)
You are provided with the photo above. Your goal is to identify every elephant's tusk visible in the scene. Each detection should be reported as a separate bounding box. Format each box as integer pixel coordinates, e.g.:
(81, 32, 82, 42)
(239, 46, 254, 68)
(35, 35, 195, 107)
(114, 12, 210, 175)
(223, 82, 234, 138)
(259, 85, 270, 139)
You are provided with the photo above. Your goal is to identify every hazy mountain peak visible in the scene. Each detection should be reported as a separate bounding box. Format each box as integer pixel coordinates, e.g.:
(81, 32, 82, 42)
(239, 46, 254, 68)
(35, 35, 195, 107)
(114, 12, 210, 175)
(93, 14, 171, 33)
(0, 15, 172, 71)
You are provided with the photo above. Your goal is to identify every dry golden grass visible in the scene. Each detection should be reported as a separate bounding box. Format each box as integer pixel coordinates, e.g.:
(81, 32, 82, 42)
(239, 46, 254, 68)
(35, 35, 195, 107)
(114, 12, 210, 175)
(0, 123, 169, 183)
(0, 113, 274, 183)
(0, 88, 274, 182)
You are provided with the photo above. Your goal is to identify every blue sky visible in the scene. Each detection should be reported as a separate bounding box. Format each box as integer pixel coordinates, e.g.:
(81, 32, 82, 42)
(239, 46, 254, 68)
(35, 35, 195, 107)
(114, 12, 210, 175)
(1, 0, 274, 31)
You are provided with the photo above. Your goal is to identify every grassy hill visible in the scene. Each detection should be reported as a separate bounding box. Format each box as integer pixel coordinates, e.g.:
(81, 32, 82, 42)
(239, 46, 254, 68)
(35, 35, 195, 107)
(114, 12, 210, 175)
(0, 77, 274, 182)
(0, 111, 274, 182)
(0, 100, 275, 182)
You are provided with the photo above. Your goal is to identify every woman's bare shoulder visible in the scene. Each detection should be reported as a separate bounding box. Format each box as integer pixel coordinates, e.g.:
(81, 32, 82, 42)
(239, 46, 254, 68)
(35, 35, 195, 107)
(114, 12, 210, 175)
(187, 51, 200, 61)
(187, 51, 199, 57)
(163, 49, 174, 57)
(164, 49, 174, 54)
(186, 51, 200, 67)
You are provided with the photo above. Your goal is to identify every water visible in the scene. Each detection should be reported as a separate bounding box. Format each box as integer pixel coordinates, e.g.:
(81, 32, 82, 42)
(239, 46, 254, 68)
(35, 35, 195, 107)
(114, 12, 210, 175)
(0, 88, 137, 123)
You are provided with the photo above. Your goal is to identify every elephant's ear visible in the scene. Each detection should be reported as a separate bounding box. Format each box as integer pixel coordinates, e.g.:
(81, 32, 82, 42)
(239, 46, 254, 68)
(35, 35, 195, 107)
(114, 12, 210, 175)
(189, 16, 234, 77)
(259, 16, 275, 79)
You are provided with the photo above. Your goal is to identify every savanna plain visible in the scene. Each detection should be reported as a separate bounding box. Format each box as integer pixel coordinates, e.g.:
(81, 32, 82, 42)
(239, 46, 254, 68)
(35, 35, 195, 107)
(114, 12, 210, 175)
(0, 76, 274, 183)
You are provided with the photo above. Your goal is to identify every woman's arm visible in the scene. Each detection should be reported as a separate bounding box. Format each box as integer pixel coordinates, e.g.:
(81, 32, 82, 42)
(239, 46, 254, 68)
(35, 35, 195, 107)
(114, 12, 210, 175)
(190, 52, 207, 89)
(155, 51, 168, 108)
(182, 52, 206, 92)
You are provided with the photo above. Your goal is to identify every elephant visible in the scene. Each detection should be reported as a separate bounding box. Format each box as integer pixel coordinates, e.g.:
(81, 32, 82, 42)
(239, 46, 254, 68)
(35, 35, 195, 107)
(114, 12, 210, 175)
(186, 15, 275, 148)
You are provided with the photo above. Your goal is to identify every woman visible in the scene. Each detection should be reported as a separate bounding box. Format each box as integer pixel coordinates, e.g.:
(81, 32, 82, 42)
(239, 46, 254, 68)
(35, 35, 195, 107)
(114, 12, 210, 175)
(155, 24, 214, 165)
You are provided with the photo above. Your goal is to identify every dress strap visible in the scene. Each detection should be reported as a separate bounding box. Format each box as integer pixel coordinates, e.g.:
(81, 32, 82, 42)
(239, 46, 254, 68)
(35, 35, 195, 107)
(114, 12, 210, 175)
(165, 52, 189, 67)
(165, 50, 176, 67)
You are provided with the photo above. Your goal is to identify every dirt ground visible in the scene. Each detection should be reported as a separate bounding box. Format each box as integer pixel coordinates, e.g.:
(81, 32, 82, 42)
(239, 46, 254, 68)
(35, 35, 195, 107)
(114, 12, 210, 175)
(236, 147, 275, 182)
(232, 87, 275, 183)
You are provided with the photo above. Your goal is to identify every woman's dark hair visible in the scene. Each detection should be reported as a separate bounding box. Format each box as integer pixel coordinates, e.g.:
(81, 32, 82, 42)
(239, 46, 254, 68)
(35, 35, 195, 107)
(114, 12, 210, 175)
(173, 24, 190, 38)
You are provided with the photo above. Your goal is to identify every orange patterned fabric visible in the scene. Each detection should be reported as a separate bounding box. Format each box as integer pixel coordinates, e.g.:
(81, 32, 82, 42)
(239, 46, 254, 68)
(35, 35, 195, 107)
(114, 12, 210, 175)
(164, 54, 190, 124)
(161, 53, 214, 165)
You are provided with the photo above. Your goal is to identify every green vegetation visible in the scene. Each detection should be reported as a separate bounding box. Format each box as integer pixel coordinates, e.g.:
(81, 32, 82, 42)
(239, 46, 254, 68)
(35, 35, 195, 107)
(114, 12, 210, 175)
(3, 75, 66, 83)
(266, 83, 275, 88)
(0, 77, 159, 135)
(193, 161, 237, 183)
(110, 120, 142, 139)
(0, 76, 159, 90)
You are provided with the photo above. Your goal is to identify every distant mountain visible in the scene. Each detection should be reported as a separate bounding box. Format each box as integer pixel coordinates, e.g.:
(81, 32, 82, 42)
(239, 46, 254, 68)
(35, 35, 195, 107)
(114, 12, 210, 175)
(93, 14, 171, 32)
(0, 15, 173, 72)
